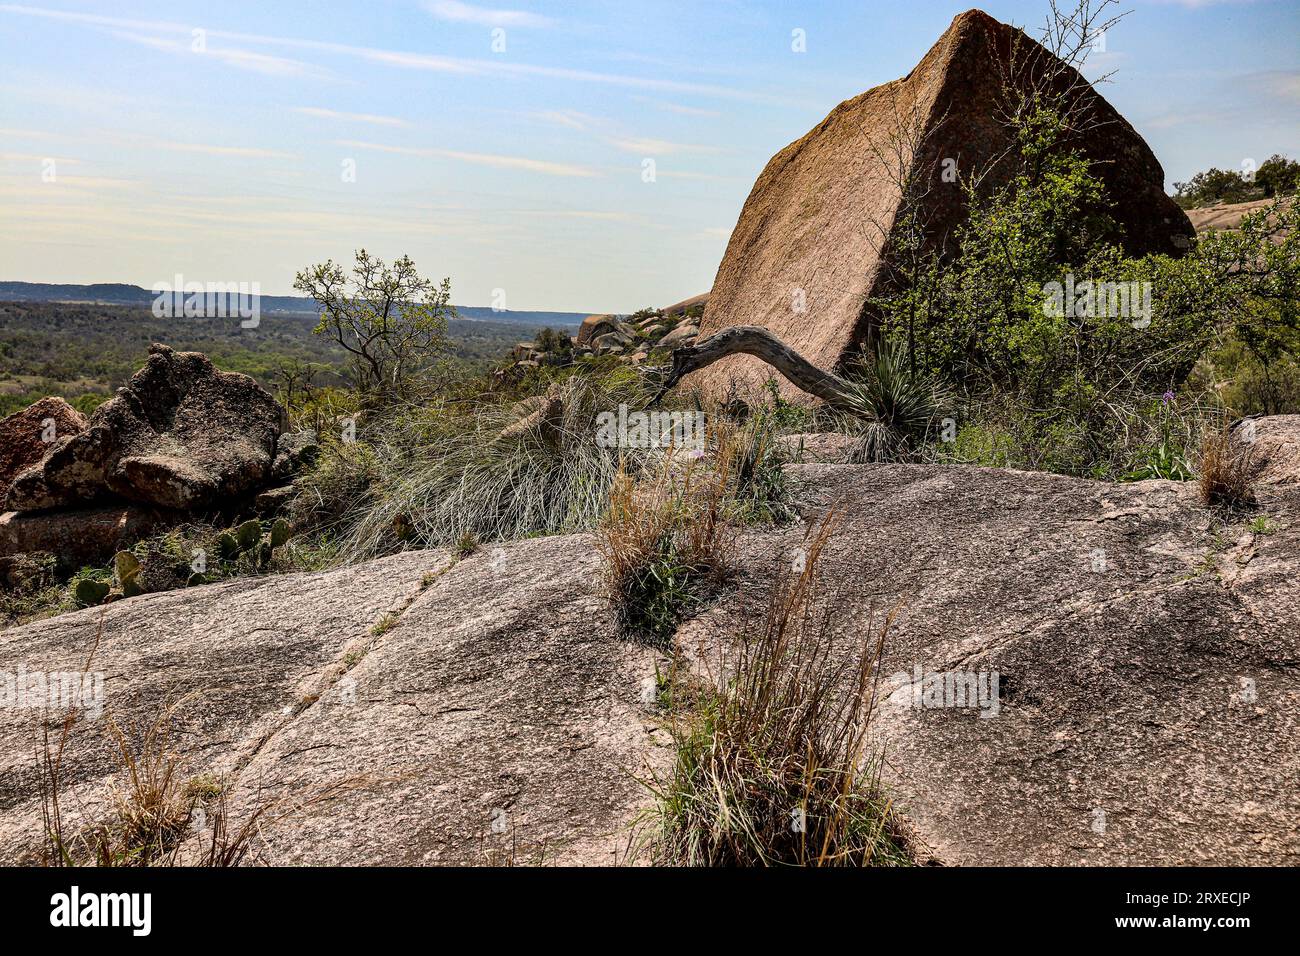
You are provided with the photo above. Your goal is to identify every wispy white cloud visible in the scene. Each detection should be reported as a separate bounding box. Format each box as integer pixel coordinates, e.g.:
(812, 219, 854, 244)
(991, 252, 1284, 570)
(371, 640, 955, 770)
(1140, 110, 1230, 130)
(605, 136, 722, 156)
(1250, 69, 1300, 102)
(531, 109, 599, 131)
(0, 4, 797, 105)
(157, 142, 298, 159)
(109, 29, 320, 77)
(633, 98, 722, 119)
(334, 139, 601, 178)
(294, 107, 411, 128)
(423, 1, 552, 29)
(0, 152, 80, 163)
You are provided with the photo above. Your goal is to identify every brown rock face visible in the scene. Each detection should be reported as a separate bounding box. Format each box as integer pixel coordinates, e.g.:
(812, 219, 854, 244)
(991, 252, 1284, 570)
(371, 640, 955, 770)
(0, 398, 87, 500)
(5, 344, 283, 512)
(690, 8, 1195, 400)
(0, 505, 182, 568)
(575, 314, 617, 347)
(1239, 414, 1300, 488)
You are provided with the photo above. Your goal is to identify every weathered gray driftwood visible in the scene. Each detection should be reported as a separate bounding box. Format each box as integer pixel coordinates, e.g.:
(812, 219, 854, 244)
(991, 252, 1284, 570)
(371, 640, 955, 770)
(650, 326, 856, 408)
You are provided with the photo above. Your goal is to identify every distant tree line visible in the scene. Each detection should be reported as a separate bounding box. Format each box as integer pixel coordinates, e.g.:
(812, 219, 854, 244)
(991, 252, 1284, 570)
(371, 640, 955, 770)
(1173, 154, 1300, 209)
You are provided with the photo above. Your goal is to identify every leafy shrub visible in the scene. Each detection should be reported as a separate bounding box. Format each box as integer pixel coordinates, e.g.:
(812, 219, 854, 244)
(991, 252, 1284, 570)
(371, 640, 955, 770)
(1174, 154, 1300, 208)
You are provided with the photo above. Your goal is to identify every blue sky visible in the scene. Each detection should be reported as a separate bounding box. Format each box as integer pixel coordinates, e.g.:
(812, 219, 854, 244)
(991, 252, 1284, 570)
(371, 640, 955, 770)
(1, 0, 1296, 312)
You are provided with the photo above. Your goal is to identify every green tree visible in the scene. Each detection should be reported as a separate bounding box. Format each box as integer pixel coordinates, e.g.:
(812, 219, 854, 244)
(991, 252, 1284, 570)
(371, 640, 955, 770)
(1173, 167, 1254, 208)
(1255, 154, 1300, 199)
(294, 250, 455, 403)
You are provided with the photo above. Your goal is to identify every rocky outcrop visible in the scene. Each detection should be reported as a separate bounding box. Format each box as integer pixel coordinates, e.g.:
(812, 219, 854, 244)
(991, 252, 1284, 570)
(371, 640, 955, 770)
(1187, 198, 1277, 233)
(658, 323, 699, 349)
(0, 397, 86, 500)
(0, 540, 666, 866)
(0, 505, 183, 570)
(5, 344, 283, 512)
(502, 309, 700, 377)
(688, 9, 1195, 401)
(681, 458, 1300, 865)
(3, 428, 1297, 865)
(1240, 414, 1300, 488)
(575, 314, 618, 347)
(661, 293, 709, 318)
(271, 429, 320, 484)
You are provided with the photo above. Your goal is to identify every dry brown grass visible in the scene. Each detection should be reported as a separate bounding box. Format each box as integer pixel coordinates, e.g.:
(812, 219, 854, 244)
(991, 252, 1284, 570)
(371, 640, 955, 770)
(639, 512, 911, 866)
(597, 428, 739, 643)
(36, 624, 356, 866)
(1198, 421, 1257, 510)
(40, 703, 277, 867)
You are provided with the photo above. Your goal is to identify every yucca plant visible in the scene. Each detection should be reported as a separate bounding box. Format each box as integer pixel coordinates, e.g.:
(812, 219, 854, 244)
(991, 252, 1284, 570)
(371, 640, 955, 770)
(837, 338, 947, 462)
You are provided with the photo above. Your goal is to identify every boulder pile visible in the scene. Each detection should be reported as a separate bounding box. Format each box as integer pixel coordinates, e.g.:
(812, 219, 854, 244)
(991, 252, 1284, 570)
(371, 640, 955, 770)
(0, 344, 316, 573)
(504, 295, 708, 375)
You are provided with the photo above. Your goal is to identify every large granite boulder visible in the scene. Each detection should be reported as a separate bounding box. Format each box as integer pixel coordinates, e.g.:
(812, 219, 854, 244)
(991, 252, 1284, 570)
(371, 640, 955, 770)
(5, 345, 283, 512)
(688, 9, 1196, 400)
(575, 314, 618, 347)
(0, 397, 87, 500)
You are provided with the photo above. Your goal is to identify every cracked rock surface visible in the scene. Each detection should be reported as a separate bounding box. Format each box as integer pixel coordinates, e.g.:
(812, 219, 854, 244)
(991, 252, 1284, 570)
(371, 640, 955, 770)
(2, 443, 1297, 865)
(681, 462, 1300, 865)
(0, 539, 665, 865)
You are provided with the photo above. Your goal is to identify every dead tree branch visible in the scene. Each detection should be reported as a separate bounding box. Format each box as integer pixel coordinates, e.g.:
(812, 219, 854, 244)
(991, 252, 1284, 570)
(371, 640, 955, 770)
(650, 326, 856, 409)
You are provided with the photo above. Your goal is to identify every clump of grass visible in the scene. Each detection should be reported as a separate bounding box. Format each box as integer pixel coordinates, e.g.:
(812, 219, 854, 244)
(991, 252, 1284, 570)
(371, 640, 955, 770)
(0, 554, 64, 626)
(315, 372, 661, 561)
(1248, 515, 1278, 535)
(297, 366, 794, 564)
(454, 531, 479, 557)
(724, 405, 797, 525)
(640, 514, 910, 866)
(40, 703, 268, 867)
(1198, 421, 1257, 510)
(935, 390, 1222, 482)
(597, 439, 735, 644)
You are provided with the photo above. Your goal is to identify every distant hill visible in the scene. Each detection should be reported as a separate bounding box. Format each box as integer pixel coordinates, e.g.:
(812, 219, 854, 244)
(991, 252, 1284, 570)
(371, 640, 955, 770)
(0, 282, 587, 329)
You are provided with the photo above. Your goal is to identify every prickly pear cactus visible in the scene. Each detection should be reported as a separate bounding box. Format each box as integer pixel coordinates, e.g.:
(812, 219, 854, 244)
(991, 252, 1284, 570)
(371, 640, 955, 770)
(74, 578, 111, 607)
(114, 550, 143, 598)
(235, 519, 262, 553)
(217, 532, 240, 560)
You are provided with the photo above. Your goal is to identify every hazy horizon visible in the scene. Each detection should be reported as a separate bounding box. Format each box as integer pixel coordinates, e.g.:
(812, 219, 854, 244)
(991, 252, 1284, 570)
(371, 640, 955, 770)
(2, 0, 1296, 312)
